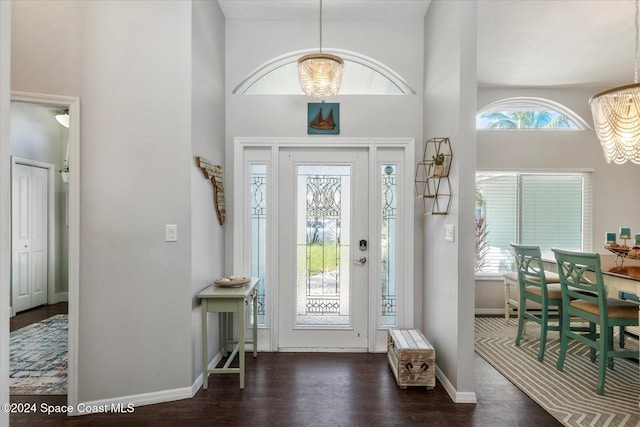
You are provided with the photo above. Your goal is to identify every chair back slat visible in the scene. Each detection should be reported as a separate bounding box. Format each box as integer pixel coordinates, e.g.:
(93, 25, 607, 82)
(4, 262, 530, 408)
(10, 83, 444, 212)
(552, 248, 607, 310)
(511, 243, 546, 291)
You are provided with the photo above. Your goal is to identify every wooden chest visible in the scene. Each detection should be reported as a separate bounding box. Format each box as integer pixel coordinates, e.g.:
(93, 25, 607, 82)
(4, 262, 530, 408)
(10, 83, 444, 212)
(387, 329, 436, 390)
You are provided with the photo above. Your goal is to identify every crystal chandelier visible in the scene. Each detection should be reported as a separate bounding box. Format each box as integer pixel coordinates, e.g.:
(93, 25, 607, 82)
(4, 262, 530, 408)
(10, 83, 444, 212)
(589, 0, 640, 164)
(298, 0, 343, 98)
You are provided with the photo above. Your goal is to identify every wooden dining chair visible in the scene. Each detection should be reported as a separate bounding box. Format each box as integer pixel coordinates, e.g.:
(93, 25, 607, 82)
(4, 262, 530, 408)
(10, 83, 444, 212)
(510, 244, 563, 362)
(552, 248, 639, 395)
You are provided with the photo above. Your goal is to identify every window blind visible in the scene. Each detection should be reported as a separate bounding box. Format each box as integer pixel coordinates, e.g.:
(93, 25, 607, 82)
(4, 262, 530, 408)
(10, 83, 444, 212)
(475, 172, 592, 275)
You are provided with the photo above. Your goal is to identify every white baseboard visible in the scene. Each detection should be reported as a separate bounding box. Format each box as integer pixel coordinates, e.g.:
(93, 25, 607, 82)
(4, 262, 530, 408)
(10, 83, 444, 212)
(191, 351, 223, 395)
(51, 292, 68, 304)
(71, 351, 226, 417)
(72, 387, 192, 416)
(435, 364, 477, 404)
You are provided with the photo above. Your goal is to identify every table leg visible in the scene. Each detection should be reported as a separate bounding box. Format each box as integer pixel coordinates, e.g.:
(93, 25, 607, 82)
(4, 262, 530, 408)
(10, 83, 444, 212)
(221, 312, 228, 357)
(504, 277, 510, 324)
(202, 302, 208, 390)
(239, 300, 246, 389)
(253, 290, 258, 357)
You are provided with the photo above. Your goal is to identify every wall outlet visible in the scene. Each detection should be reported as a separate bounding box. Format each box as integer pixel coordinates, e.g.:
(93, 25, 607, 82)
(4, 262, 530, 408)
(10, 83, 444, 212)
(166, 224, 177, 242)
(445, 224, 455, 242)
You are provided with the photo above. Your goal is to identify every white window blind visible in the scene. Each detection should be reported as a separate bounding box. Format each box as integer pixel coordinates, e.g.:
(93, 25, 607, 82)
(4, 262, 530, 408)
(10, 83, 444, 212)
(475, 172, 592, 275)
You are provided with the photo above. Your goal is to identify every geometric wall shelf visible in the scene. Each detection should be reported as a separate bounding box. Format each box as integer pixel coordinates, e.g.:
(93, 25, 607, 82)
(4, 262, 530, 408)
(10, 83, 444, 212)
(414, 137, 453, 215)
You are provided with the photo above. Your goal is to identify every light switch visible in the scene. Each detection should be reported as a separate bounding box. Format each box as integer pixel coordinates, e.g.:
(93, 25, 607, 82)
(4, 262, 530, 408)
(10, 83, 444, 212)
(166, 224, 177, 242)
(445, 224, 455, 242)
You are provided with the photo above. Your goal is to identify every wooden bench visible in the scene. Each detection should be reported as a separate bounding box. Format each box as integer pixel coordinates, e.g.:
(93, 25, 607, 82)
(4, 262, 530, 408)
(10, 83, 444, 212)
(387, 329, 435, 390)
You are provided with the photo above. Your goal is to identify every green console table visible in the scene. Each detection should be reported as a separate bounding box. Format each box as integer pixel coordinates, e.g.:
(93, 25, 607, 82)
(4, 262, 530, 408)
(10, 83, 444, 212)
(199, 277, 259, 389)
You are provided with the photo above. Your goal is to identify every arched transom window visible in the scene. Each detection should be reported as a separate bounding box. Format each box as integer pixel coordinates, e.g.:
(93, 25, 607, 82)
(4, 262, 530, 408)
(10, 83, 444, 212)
(477, 97, 589, 130)
(233, 49, 415, 96)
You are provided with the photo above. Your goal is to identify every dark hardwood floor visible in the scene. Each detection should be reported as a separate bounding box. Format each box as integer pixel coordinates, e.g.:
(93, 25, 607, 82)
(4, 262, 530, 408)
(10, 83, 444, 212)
(9, 302, 68, 333)
(9, 305, 560, 426)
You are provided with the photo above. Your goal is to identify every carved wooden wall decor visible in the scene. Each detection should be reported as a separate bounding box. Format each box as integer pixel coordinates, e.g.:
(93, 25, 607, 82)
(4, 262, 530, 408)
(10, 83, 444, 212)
(196, 156, 226, 225)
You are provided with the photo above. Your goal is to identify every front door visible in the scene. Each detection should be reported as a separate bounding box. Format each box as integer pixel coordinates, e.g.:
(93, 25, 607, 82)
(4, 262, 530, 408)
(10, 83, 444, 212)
(278, 148, 369, 350)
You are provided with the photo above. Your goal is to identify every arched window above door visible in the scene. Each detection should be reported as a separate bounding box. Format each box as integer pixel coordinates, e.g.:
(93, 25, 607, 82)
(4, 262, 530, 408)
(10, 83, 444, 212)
(233, 49, 415, 95)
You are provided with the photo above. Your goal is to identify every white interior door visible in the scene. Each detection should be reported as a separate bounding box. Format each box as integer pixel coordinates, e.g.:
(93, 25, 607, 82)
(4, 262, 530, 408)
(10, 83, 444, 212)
(278, 148, 369, 351)
(12, 162, 48, 313)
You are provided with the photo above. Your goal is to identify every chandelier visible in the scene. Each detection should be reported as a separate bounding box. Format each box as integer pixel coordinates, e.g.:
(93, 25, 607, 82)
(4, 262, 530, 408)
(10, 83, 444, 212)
(589, 0, 640, 164)
(298, 0, 343, 98)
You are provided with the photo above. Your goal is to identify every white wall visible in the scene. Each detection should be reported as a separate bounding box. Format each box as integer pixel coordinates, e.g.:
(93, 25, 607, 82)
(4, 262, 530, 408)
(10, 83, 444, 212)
(11, 0, 196, 404)
(475, 87, 640, 312)
(223, 3, 426, 329)
(0, 2, 11, 425)
(225, 18, 424, 136)
(190, 0, 226, 384)
(423, 0, 477, 401)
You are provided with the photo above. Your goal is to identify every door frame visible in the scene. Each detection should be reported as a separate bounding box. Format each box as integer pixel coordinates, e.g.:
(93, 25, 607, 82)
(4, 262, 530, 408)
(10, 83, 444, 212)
(11, 156, 55, 312)
(232, 137, 415, 352)
(5, 91, 80, 408)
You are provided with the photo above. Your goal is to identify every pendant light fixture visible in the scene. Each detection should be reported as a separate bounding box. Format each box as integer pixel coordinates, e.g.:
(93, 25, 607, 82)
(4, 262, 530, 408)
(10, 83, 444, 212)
(298, 0, 343, 98)
(589, 0, 640, 164)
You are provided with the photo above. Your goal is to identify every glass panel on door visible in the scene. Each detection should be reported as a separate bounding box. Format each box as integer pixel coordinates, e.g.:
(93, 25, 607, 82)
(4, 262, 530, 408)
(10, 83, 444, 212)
(296, 165, 351, 327)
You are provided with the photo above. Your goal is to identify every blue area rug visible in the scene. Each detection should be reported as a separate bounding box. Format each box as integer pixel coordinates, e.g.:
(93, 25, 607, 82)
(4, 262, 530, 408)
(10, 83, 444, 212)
(10, 314, 67, 395)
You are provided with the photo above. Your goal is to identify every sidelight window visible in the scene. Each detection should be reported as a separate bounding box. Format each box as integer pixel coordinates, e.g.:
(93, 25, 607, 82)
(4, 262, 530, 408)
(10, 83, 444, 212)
(380, 164, 397, 326)
(251, 164, 267, 325)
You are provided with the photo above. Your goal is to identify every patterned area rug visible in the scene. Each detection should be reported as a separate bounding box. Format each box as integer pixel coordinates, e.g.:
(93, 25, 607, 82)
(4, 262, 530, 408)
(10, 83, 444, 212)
(475, 317, 640, 427)
(10, 314, 67, 395)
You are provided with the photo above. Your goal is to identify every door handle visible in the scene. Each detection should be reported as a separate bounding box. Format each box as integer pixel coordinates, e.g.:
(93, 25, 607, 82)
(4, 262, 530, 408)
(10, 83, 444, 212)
(354, 256, 367, 264)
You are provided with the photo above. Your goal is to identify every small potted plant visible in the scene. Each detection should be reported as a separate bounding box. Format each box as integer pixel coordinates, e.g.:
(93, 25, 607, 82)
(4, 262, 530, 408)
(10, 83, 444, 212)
(432, 153, 445, 176)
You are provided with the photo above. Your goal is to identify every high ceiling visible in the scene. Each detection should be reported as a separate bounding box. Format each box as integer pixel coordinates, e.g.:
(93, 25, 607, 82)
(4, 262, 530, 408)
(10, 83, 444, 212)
(218, 0, 637, 90)
(478, 0, 636, 89)
(217, 0, 431, 21)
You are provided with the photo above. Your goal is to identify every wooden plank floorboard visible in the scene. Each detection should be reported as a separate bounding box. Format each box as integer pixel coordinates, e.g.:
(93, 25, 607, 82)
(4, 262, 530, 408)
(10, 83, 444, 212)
(8, 306, 560, 426)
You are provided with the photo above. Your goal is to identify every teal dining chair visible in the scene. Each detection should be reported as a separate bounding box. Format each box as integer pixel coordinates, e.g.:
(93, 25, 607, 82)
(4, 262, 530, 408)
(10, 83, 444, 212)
(618, 290, 640, 348)
(553, 248, 639, 395)
(510, 244, 564, 362)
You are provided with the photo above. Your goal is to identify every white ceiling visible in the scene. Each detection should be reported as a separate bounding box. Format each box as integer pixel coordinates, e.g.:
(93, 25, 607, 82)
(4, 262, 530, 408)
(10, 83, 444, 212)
(218, 0, 638, 90)
(478, 0, 636, 89)
(217, 0, 432, 21)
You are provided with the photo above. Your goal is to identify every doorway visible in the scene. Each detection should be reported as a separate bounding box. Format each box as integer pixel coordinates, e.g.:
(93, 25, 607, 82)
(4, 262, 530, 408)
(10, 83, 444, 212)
(233, 138, 415, 353)
(4, 92, 80, 407)
(278, 149, 369, 350)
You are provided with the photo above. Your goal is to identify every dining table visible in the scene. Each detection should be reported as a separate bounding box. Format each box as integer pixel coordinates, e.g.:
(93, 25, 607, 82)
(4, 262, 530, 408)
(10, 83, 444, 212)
(542, 254, 640, 298)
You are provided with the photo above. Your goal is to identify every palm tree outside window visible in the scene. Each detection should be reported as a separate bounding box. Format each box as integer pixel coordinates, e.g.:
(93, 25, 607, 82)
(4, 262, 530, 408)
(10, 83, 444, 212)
(476, 97, 588, 130)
